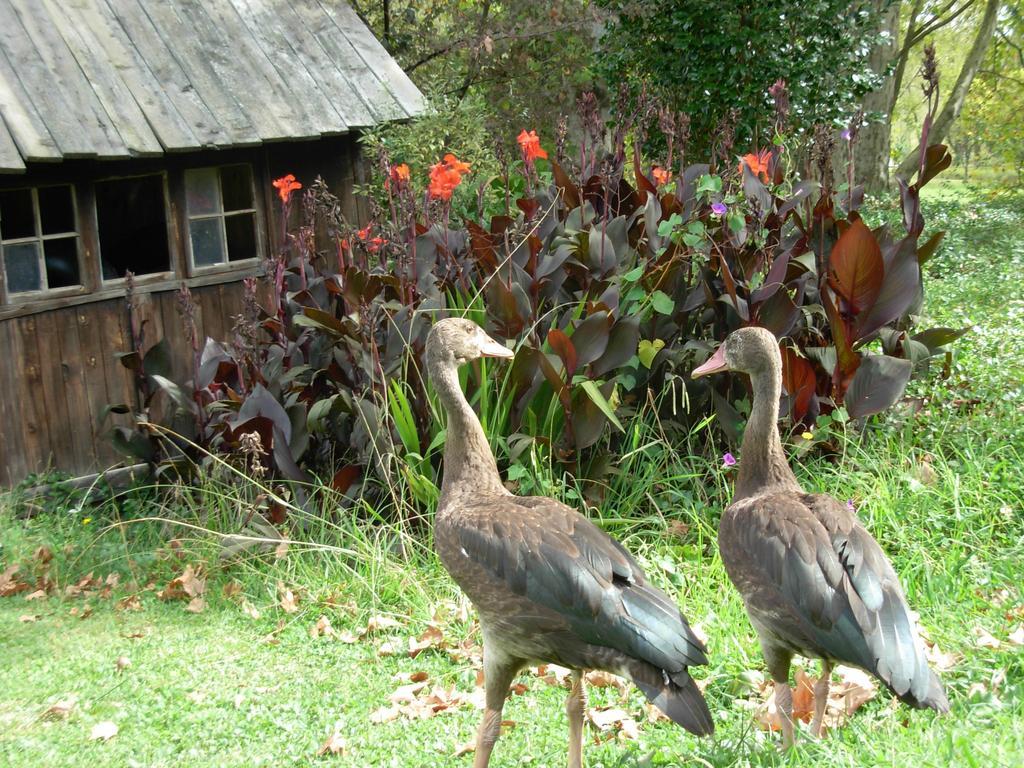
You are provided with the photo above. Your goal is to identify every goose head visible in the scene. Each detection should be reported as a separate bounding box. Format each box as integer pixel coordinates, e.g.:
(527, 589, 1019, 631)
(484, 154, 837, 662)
(426, 318, 514, 367)
(692, 326, 779, 379)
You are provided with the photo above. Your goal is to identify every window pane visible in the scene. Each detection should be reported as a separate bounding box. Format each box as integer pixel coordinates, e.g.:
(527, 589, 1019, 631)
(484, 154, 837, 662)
(4, 242, 41, 292)
(225, 212, 256, 262)
(0, 189, 35, 240)
(38, 185, 75, 235)
(185, 167, 220, 216)
(220, 164, 254, 211)
(190, 217, 225, 267)
(44, 237, 80, 288)
(96, 175, 170, 280)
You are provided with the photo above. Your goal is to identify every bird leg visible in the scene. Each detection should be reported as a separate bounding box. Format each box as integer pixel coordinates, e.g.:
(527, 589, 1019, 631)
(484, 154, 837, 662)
(566, 670, 587, 768)
(809, 660, 832, 737)
(774, 680, 795, 750)
(472, 650, 519, 768)
(761, 641, 795, 749)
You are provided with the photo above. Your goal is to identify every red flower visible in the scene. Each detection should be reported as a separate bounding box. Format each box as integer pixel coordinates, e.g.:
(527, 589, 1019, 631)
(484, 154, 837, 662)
(738, 150, 771, 182)
(272, 174, 302, 204)
(516, 130, 548, 163)
(428, 154, 471, 201)
(652, 166, 670, 186)
(390, 163, 410, 185)
(356, 225, 372, 241)
(367, 237, 386, 253)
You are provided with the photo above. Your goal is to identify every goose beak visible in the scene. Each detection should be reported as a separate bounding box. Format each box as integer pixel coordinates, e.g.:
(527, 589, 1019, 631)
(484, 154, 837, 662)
(692, 345, 728, 378)
(479, 337, 515, 359)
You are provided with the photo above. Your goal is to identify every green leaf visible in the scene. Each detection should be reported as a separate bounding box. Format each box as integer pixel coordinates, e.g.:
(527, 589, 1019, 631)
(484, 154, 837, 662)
(657, 213, 682, 237)
(650, 291, 674, 315)
(638, 338, 665, 369)
(696, 174, 722, 195)
(726, 211, 745, 233)
(580, 380, 623, 432)
(306, 395, 337, 435)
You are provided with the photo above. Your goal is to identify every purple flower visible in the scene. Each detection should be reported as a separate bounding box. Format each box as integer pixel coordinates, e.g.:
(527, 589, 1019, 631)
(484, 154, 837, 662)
(841, 128, 851, 141)
(722, 452, 737, 468)
(846, 499, 856, 513)
(711, 201, 728, 216)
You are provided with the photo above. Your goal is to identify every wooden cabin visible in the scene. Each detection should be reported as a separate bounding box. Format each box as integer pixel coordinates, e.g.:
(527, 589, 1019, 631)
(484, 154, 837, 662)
(0, 0, 422, 485)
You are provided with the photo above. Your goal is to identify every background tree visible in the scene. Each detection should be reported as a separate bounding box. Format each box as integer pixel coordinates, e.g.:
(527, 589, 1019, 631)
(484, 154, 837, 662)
(856, 0, 1005, 190)
(350, 0, 601, 133)
(595, 0, 883, 155)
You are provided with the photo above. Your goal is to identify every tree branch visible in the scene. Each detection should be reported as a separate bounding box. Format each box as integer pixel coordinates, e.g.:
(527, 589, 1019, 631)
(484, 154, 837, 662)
(907, 0, 976, 47)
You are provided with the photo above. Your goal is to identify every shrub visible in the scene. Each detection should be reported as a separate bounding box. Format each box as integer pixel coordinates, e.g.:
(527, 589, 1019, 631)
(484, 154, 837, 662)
(111, 82, 959, 511)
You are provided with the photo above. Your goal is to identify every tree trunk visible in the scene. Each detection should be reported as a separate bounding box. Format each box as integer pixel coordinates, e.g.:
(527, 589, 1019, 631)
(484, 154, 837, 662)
(895, 0, 1002, 181)
(857, 0, 903, 193)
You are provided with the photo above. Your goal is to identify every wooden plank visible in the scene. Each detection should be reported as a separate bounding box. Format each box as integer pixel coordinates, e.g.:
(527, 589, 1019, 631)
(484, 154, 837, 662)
(63, 0, 204, 153)
(25, 311, 75, 473)
(75, 304, 122, 468)
(0, 117, 25, 172)
(289, 0, 401, 127)
(10, 316, 53, 478)
(137, 0, 290, 143)
(320, 0, 423, 118)
(228, 0, 349, 136)
(157, 287, 193, 386)
(189, 0, 328, 140)
(96, 298, 137, 436)
(0, 320, 27, 483)
(0, 29, 62, 161)
(2, 0, 126, 159)
(53, 305, 100, 473)
(42, 0, 165, 157)
(127, 0, 261, 146)
(269, 1, 374, 129)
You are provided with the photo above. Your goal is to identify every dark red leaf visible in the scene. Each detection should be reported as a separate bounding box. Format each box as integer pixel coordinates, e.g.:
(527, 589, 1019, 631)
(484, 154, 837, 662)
(571, 311, 612, 369)
(911, 326, 970, 351)
(780, 346, 817, 423)
(757, 289, 798, 338)
(856, 236, 921, 339)
(592, 318, 640, 377)
(552, 161, 581, 209)
(827, 218, 883, 314)
(916, 231, 945, 265)
(331, 465, 360, 494)
(547, 329, 578, 377)
(844, 354, 913, 418)
(918, 144, 952, 188)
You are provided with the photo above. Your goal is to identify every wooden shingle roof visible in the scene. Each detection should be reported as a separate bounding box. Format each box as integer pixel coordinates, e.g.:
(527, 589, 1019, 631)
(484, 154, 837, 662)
(0, 0, 424, 173)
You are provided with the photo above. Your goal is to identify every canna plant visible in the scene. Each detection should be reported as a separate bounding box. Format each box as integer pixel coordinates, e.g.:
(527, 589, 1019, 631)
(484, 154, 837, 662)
(110, 73, 960, 513)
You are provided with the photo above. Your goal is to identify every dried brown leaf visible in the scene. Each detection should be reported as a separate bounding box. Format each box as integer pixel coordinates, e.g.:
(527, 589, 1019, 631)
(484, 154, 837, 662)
(18, 614, 39, 623)
(389, 681, 427, 704)
(453, 741, 475, 757)
(116, 594, 142, 612)
(0, 564, 30, 597)
(24, 589, 47, 601)
(317, 731, 347, 756)
(310, 615, 337, 640)
(408, 625, 446, 657)
(44, 696, 77, 720)
(277, 582, 299, 614)
(89, 721, 118, 741)
(185, 597, 206, 614)
(364, 615, 402, 634)
(974, 626, 1000, 649)
(585, 670, 625, 689)
(369, 705, 400, 724)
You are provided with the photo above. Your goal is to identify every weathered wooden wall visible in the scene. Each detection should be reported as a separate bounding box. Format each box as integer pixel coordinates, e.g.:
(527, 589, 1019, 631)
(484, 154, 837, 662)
(0, 136, 368, 485)
(0, 280, 249, 486)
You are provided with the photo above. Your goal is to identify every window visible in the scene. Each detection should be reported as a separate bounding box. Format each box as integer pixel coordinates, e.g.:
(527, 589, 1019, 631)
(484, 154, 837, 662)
(185, 164, 258, 269)
(0, 185, 80, 295)
(97, 174, 170, 280)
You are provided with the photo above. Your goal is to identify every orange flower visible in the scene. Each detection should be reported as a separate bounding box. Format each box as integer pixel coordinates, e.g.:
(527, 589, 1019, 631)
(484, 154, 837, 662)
(272, 174, 302, 204)
(367, 237, 386, 253)
(652, 166, 670, 186)
(442, 153, 472, 175)
(356, 225, 372, 240)
(390, 163, 410, 184)
(738, 150, 771, 182)
(428, 154, 471, 201)
(516, 130, 548, 163)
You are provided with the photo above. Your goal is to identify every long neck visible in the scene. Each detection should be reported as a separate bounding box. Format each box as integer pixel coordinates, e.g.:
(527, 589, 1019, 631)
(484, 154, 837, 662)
(735, 363, 801, 499)
(428, 353, 508, 507)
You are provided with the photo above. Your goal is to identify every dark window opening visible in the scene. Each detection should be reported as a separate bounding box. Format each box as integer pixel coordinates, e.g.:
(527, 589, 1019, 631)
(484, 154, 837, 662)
(1, 185, 80, 296)
(97, 175, 170, 280)
(185, 164, 258, 270)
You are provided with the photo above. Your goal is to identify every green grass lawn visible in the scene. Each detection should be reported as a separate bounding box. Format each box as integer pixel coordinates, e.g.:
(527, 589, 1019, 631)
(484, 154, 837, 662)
(2, 186, 1022, 767)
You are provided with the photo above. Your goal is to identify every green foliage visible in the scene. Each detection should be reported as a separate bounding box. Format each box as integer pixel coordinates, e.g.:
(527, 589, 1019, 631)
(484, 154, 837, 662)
(596, 0, 884, 153)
